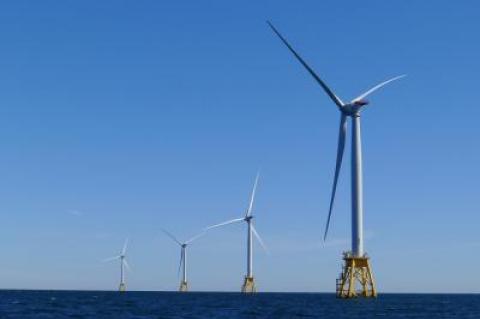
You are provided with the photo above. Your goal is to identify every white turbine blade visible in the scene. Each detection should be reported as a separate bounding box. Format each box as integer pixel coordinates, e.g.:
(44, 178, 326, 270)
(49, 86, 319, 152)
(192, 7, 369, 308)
(245, 172, 260, 217)
(324, 114, 348, 241)
(123, 259, 131, 272)
(121, 238, 129, 256)
(204, 217, 244, 231)
(267, 21, 344, 108)
(251, 225, 268, 253)
(102, 255, 120, 263)
(161, 229, 182, 246)
(185, 231, 206, 245)
(351, 75, 406, 103)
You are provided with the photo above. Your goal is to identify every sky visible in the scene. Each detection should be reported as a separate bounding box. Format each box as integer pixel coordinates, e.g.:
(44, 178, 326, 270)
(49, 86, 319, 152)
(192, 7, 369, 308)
(0, 0, 479, 293)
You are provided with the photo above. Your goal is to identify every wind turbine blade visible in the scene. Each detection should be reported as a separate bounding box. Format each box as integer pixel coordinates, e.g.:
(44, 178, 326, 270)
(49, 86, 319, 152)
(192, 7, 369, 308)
(185, 231, 206, 245)
(122, 238, 129, 256)
(251, 225, 268, 253)
(102, 256, 120, 263)
(267, 21, 344, 108)
(204, 218, 244, 231)
(177, 249, 183, 278)
(123, 259, 131, 272)
(161, 229, 182, 246)
(324, 114, 348, 241)
(351, 75, 406, 102)
(245, 172, 260, 217)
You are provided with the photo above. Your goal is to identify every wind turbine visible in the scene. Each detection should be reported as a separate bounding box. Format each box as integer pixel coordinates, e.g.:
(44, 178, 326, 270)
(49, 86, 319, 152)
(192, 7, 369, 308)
(268, 21, 405, 298)
(103, 238, 131, 292)
(206, 173, 267, 293)
(161, 229, 205, 292)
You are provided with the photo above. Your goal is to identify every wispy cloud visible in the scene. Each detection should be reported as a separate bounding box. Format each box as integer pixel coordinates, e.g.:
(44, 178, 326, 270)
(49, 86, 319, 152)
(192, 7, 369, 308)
(67, 210, 84, 217)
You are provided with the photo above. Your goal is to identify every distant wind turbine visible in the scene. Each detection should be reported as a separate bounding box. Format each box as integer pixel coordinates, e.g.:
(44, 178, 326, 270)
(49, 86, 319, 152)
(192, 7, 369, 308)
(268, 21, 405, 298)
(161, 229, 205, 292)
(103, 238, 131, 292)
(206, 173, 267, 293)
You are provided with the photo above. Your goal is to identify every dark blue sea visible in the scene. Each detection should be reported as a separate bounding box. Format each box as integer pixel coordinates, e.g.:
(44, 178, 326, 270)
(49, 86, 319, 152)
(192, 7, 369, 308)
(0, 291, 479, 318)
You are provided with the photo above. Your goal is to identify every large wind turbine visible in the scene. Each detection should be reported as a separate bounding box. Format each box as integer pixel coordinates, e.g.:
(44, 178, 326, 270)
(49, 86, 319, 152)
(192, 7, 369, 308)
(161, 229, 205, 292)
(206, 173, 267, 293)
(103, 238, 131, 292)
(268, 21, 405, 298)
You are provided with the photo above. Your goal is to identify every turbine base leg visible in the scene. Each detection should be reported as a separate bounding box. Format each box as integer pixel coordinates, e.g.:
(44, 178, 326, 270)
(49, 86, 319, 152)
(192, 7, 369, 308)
(336, 252, 377, 298)
(179, 281, 188, 292)
(241, 276, 256, 293)
(119, 283, 126, 292)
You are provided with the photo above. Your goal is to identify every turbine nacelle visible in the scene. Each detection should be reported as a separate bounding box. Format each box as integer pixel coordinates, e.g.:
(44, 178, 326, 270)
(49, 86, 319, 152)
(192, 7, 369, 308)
(353, 99, 369, 106)
(161, 228, 205, 248)
(341, 99, 369, 116)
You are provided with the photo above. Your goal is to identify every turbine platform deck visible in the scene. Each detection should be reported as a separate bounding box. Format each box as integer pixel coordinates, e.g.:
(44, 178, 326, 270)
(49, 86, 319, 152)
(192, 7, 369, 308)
(179, 281, 188, 292)
(241, 276, 256, 293)
(336, 252, 376, 298)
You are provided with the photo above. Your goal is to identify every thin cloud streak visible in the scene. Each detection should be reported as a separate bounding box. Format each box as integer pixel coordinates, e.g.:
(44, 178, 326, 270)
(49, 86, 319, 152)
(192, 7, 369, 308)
(67, 210, 84, 217)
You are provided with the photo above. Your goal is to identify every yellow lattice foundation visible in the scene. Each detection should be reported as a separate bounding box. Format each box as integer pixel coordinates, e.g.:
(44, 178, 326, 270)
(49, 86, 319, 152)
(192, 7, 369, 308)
(241, 276, 256, 293)
(336, 252, 377, 298)
(179, 281, 188, 292)
(119, 283, 126, 292)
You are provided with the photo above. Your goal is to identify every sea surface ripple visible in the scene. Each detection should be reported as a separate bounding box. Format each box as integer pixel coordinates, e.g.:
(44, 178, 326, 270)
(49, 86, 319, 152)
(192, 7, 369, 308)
(0, 291, 479, 318)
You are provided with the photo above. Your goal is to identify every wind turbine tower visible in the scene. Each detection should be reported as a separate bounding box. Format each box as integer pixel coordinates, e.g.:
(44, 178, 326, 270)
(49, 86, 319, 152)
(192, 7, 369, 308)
(269, 22, 405, 298)
(162, 229, 205, 292)
(103, 238, 131, 292)
(206, 173, 267, 293)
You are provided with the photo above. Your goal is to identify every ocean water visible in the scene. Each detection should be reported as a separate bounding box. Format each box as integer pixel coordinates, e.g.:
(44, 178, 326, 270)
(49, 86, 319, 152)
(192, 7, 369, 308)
(0, 291, 478, 318)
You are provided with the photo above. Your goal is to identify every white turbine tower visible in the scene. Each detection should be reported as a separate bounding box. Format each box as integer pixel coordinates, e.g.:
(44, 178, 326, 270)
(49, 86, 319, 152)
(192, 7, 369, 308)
(103, 238, 131, 292)
(268, 21, 405, 298)
(161, 229, 205, 292)
(206, 173, 267, 293)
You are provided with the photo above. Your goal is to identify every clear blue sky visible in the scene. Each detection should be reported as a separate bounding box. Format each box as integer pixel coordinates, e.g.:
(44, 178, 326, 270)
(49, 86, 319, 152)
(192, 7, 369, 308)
(0, 0, 478, 293)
